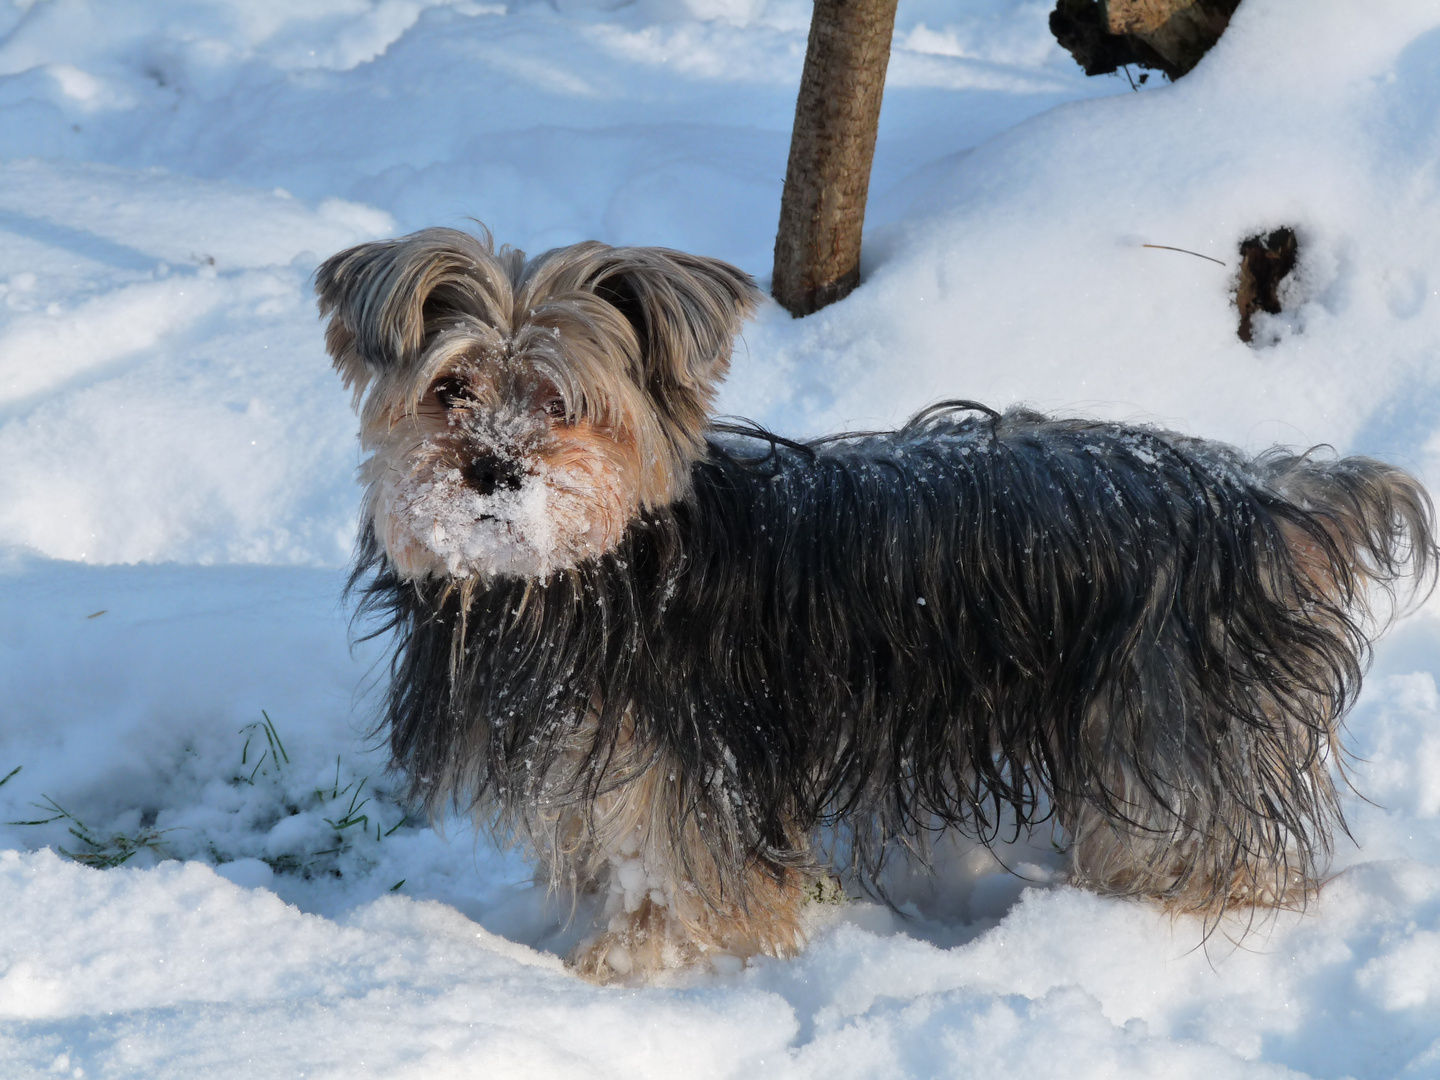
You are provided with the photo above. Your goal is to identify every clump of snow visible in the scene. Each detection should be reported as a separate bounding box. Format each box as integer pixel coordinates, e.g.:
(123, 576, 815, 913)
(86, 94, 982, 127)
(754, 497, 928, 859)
(388, 451, 560, 578)
(4, 0, 1440, 1075)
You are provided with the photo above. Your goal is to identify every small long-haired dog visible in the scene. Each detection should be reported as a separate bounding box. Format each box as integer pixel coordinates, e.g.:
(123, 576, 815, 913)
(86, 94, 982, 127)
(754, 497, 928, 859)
(318, 226, 1436, 982)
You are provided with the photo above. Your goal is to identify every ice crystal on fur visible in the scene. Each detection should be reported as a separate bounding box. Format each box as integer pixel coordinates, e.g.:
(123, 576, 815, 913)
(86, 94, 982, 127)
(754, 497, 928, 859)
(390, 459, 554, 580)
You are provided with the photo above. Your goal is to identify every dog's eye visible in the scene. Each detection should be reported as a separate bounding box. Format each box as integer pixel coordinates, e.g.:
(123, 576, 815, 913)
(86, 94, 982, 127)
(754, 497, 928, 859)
(432, 377, 473, 410)
(543, 397, 569, 422)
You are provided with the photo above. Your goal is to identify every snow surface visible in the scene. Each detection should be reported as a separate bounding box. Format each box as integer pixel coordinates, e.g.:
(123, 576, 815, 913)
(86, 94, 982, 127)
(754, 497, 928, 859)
(3, 0, 1440, 1075)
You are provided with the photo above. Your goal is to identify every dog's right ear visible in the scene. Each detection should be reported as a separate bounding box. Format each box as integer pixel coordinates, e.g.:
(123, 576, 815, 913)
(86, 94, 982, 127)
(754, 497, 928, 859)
(315, 228, 515, 403)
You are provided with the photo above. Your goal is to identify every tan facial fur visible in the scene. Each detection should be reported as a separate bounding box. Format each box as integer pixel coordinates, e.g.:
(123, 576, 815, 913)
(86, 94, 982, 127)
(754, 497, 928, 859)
(317, 227, 759, 581)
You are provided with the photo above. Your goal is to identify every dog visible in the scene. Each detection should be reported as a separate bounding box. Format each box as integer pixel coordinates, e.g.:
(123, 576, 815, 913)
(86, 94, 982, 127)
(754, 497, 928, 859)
(317, 226, 1437, 982)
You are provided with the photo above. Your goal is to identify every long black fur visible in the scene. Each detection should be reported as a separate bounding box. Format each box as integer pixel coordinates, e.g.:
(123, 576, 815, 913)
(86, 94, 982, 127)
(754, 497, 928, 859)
(353, 403, 1435, 910)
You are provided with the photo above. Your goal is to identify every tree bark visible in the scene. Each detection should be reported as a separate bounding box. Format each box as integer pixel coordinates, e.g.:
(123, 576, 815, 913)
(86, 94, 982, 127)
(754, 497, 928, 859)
(772, 0, 899, 318)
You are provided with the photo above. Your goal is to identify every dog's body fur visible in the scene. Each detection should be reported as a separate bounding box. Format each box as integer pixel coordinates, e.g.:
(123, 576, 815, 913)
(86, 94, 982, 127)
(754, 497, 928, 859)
(319, 227, 1436, 981)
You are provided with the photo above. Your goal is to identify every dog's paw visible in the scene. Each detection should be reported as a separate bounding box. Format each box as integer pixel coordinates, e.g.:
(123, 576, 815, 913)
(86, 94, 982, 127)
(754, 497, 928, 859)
(569, 937, 745, 985)
(567, 900, 708, 984)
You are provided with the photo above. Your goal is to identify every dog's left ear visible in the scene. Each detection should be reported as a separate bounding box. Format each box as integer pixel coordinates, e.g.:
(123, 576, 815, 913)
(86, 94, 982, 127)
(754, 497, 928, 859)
(591, 249, 760, 413)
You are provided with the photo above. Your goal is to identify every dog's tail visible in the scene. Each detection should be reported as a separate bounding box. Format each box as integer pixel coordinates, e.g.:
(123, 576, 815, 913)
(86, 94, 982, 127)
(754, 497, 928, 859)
(1265, 451, 1438, 631)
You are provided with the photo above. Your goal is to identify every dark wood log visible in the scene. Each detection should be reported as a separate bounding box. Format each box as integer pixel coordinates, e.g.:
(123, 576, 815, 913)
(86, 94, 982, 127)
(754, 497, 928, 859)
(772, 0, 899, 318)
(1051, 0, 1240, 81)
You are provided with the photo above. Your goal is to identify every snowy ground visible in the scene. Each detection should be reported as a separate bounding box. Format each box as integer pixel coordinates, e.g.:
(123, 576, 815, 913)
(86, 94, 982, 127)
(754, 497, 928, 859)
(2, 0, 1440, 1076)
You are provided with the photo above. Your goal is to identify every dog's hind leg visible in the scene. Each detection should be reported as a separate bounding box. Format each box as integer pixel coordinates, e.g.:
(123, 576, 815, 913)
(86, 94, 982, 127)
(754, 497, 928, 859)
(1063, 453, 1436, 920)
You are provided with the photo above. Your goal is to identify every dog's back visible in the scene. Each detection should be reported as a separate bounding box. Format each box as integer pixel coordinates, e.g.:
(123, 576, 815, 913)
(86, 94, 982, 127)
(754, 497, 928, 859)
(653, 406, 1435, 914)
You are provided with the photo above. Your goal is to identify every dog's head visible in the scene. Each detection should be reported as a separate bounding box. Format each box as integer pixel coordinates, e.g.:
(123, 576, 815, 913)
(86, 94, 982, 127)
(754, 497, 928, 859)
(316, 227, 759, 581)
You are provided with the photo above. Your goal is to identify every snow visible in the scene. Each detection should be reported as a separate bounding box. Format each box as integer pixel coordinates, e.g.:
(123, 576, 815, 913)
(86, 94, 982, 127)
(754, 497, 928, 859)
(3, 0, 1440, 1075)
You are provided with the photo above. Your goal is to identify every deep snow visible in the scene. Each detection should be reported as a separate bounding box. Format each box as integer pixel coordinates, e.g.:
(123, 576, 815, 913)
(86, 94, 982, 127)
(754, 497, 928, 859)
(3, 0, 1440, 1076)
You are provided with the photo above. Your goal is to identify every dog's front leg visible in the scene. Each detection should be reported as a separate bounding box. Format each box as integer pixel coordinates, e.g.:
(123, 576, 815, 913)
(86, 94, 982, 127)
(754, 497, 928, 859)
(563, 763, 817, 983)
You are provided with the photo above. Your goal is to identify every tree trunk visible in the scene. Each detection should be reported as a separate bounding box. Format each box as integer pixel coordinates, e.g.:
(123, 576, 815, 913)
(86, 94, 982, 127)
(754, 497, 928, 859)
(772, 0, 899, 318)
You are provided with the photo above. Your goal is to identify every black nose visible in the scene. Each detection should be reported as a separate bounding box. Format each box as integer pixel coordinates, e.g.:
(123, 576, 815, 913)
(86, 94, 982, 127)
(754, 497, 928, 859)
(466, 453, 524, 496)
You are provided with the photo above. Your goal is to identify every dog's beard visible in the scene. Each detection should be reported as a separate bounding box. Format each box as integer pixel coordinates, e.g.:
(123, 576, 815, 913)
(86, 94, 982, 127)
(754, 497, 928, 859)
(368, 412, 632, 581)
(383, 453, 554, 580)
